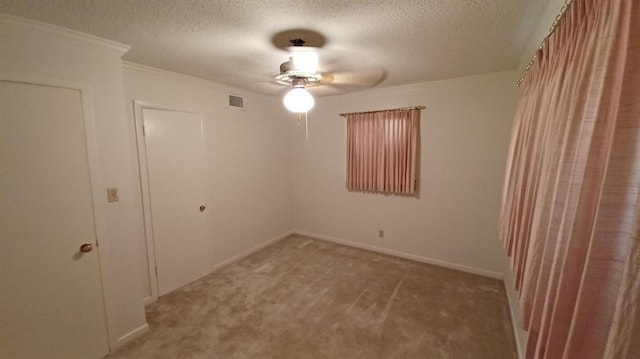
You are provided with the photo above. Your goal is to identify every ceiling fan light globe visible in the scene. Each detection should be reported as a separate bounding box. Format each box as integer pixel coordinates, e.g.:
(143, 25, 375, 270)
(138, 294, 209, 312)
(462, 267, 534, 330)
(283, 87, 314, 113)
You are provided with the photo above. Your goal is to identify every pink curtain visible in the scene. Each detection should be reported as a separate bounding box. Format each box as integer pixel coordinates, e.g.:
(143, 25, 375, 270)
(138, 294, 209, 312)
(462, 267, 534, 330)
(499, 0, 640, 358)
(346, 109, 420, 195)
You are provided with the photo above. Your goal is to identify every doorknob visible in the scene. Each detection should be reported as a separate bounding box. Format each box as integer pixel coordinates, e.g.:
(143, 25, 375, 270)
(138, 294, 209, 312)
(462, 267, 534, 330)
(79, 243, 93, 253)
(199, 205, 207, 212)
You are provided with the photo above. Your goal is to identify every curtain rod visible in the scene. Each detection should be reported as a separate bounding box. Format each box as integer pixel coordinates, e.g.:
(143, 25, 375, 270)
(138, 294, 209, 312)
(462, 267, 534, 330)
(339, 106, 426, 117)
(517, 0, 574, 87)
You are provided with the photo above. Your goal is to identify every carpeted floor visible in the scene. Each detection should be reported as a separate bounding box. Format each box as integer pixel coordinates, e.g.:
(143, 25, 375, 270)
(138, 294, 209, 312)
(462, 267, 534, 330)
(106, 235, 517, 358)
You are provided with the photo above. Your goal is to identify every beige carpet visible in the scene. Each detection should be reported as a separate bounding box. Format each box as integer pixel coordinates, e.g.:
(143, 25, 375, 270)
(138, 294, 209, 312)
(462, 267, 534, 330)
(106, 235, 517, 358)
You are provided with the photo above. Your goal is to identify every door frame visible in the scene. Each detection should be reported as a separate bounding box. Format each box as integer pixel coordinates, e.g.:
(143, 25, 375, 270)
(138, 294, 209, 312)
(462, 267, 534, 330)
(132, 101, 211, 303)
(1, 73, 115, 350)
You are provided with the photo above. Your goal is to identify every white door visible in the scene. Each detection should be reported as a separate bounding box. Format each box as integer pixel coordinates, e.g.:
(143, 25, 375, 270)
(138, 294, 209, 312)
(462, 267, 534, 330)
(0, 81, 109, 358)
(142, 108, 210, 296)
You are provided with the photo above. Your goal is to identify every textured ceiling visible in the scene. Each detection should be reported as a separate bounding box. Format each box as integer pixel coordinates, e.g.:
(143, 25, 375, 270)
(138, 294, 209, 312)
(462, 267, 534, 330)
(0, 0, 548, 96)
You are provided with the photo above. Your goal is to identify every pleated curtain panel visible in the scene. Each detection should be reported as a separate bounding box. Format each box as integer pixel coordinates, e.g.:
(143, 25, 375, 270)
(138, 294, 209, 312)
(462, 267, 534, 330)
(346, 109, 420, 195)
(499, 0, 640, 358)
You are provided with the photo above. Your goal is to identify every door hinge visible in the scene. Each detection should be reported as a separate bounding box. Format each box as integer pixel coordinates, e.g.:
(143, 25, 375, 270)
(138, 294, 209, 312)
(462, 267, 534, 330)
(154, 266, 158, 276)
(142, 125, 146, 136)
(95, 238, 99, 247)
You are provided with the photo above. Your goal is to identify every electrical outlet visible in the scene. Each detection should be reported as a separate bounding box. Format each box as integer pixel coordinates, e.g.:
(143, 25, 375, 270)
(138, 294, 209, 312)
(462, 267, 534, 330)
(106, 187, 119, 203)
(378, 230, 384, 238)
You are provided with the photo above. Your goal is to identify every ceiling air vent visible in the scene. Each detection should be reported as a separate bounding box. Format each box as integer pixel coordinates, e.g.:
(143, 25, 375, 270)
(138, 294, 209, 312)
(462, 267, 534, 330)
(228, 94, 245, 109)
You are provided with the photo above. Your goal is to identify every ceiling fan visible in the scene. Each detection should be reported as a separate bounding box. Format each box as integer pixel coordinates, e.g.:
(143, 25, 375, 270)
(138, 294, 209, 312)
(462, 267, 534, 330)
(276, 38, 321, 113)
(271, 30, 387, 115)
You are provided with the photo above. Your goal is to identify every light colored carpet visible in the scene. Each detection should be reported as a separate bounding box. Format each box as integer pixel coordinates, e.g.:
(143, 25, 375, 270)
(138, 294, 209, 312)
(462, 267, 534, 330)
(106, 235, 517, 358)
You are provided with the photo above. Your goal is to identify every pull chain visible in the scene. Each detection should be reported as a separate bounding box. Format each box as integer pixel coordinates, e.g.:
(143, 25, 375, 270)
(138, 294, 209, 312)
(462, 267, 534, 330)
(305, 112, 309, 141)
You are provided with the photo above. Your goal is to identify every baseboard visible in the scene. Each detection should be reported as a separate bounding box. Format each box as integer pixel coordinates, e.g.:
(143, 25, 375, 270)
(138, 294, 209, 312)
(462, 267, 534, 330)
(505, 288, 524, 359)
(113, 323, 149, 350)
(211, 230, 293, 271)
(143, 296, 153, 306)
(503, 263, 527, 359)
(292, 230, 504, 280)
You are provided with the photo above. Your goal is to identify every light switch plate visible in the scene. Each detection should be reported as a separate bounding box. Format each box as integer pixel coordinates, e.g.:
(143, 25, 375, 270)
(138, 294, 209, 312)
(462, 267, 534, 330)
(106, 187, 119, 203)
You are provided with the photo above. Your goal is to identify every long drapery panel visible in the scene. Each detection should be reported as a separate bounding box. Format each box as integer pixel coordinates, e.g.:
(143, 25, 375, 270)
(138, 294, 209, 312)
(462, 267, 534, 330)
(346, 109, 420, 195)
(499, 0, 640, 358)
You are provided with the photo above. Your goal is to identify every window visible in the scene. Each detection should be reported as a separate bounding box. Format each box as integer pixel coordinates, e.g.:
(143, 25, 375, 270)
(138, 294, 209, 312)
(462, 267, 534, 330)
(346, 108, 420, 195)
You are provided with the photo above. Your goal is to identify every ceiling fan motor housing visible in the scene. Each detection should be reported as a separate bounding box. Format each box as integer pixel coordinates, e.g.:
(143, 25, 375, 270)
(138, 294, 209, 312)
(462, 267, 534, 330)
(276, 59, 322, 87)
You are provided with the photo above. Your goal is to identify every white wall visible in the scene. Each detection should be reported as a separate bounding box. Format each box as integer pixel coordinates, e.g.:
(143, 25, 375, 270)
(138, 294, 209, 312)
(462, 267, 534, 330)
(517, 0, 567, 72)
(122, 64, 293, 299)
(0, 16, 147, 349)
(291, 71, 519, 277)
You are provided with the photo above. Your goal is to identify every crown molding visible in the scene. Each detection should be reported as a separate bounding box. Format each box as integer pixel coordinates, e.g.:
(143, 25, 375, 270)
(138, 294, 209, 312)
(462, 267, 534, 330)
(122, 61, 272, 99)
(0, 14, 130, 54)
(122, 61, 224, 89)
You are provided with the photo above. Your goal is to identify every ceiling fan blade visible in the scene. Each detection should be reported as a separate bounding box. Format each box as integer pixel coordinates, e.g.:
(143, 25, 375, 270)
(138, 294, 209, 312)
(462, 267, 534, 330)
(264, 29, 386, 97)
(321, 69, 387, 90)
(307, 84, 352, 96)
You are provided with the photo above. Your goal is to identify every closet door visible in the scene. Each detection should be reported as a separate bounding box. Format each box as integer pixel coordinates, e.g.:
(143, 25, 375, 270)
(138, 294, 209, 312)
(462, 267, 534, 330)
(142, 108, 210, 296)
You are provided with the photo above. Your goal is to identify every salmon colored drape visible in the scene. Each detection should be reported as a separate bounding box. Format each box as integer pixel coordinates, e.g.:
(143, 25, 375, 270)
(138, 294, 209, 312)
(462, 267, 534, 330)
(499, 0, 640, 358)
(346, 109, 419, 195)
